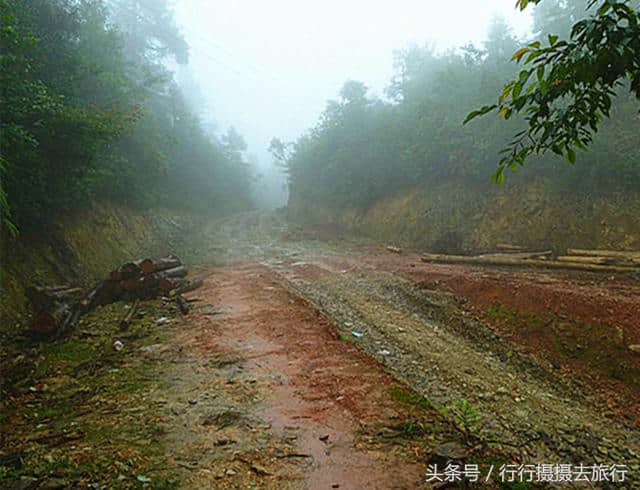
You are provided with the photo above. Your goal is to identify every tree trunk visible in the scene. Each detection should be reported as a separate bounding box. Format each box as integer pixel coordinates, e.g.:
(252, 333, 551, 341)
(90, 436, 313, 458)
(566, 248, 640, 259)
(556, 255, 634, 265)
(32, 302, 71, 334)
(420, 253, 638, 273)
(155, 266, 187, 279)
(495, 243, 526, 251)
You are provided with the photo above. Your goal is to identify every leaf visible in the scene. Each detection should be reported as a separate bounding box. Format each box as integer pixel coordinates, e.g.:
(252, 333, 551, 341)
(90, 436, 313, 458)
(512, 81, 523, 99)
(462, 105, 496, 124)
(499, 83, 514, 104)
(548, 34, 558, 46)
(598, 2, 612, 16)
(511, 47, 529, 62)
(565, 147, 576, 164)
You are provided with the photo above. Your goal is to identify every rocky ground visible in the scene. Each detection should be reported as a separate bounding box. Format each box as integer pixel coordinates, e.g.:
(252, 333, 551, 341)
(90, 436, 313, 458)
(2, 210, 639, 489)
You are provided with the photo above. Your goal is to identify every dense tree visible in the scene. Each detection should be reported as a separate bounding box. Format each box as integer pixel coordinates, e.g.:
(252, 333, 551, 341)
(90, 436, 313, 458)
(277, 5, 639, 211)
(0, 0, 253, 235)
(465, 0, 640, 182)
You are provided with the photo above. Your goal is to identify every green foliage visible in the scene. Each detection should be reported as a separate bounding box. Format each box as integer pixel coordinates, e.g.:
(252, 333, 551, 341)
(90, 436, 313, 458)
(0, 0, 252, 235)
(279, 4, 639, 210)
(466, 0, 640, 182)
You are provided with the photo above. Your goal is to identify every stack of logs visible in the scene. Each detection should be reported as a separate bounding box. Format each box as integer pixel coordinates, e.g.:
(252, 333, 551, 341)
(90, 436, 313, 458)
(420, 245, 640, 273)
(28, 255, 202, 336)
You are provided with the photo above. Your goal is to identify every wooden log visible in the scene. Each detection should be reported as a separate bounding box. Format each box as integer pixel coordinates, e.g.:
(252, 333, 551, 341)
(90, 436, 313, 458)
(566, 248, 640, 259)
(175, 295, 189, 315)
(161, 276, 188, 291)
(169, 278, 204, 297)
(154, 265, 187, 279)
(120, 277, 143, 292)
(139, 256, 182, 275)
(479, 251, 552, 260)
(109, 260, 144, 281)
(495, 243, 526, 251)
(56, 304, 84, 339)
(83, 281, 117, 310)
(119, 298, 140, 330)
(26, 286, 83, 312)
(556, 255, 635, 266)
(31, 302, 71, 334)
(420, 253, 638, 273)
(386, 246, 402, 254)
(40, 284, 73, 292)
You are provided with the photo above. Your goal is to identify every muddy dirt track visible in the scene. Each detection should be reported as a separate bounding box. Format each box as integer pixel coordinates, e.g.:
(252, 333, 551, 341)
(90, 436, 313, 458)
(3, 211, 640, 489)
(151, 211, 639, 488)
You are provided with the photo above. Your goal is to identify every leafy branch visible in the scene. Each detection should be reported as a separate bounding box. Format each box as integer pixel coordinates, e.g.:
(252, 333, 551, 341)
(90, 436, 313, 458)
(465, 0, 640, 184)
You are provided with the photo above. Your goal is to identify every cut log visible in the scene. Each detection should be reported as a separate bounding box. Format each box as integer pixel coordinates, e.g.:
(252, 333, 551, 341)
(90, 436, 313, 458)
(495, 243, 526, 251)
(154, 265, 187, 279)
(175, 295, 189, 315)
(169, 278, 204, 297)
(119, 298, 140, 330)
(479, 251, 552, 260)
(420, 253, 638, 273)
(83, 281, 117, 310)
(120, 277, 143, 292)
(31, 302, 71, 334)
(26, 286, 83, 312)
(109, 260, 144, 281)
(386, 246, 402, 254)
(556, 255, 635, 266)
(566, 248, 640, 259)
(57, 304, 84, 338)
(158, 276, 188, 292)
(139, 256, 182, 275)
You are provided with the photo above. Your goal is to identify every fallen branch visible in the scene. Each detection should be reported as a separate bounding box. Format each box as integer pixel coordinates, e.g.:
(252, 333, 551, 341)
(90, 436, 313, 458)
(169, 278, 204, 297)
(119, 298, 140, 330)
(175, 295, 189, 315)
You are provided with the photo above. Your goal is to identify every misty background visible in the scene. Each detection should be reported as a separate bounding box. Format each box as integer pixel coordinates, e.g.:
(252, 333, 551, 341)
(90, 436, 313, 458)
(173, 1, 533, 208)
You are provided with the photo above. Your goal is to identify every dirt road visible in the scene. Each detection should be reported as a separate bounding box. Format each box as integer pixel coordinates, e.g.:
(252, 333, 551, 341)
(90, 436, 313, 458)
(3, 211, 639, 489)
(155, 211, 639, 488)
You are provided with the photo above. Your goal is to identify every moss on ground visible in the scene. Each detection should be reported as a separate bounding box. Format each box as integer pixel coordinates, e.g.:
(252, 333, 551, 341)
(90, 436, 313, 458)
(0, 299, 180, 488)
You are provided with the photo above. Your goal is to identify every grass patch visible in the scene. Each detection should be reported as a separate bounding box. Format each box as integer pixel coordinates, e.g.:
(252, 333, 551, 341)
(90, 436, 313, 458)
(0, 299, 179, 488)
(388, 385, 432, 410)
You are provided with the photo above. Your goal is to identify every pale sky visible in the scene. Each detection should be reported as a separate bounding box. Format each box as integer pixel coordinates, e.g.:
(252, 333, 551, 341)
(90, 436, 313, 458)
(174, 0, 532, 180)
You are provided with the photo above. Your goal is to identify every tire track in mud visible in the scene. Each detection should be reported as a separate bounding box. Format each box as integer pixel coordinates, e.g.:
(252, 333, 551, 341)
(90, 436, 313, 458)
(264, 257, 640, 486)
(159, 262, 449, 489)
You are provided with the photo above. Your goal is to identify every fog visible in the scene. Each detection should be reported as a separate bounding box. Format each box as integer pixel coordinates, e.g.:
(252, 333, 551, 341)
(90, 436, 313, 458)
(174, 0, 533, 207)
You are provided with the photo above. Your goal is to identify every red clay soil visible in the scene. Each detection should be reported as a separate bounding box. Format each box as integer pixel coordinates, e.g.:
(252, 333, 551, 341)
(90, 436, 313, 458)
(188, 262, 432, 489)
(346, 248, 640, 426)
